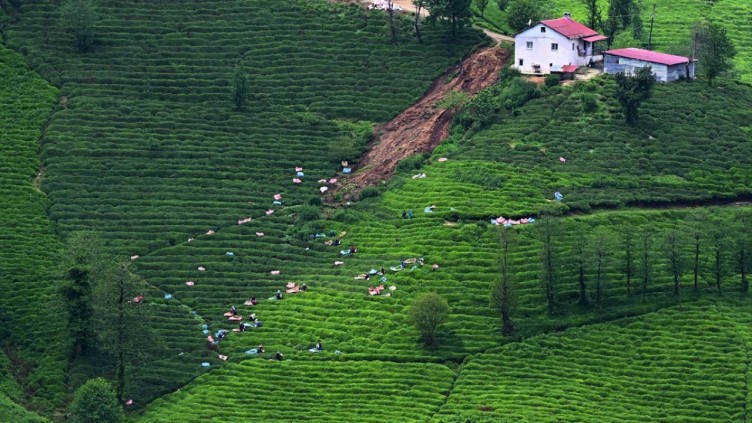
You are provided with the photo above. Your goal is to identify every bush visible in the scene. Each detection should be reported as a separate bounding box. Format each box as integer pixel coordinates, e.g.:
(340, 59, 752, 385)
(499, 66, 521, 83)
(544, 74, 560, 87)
(395, 154, 427, 173)
(499, 77, 539, 110)
(306, 196, 322, 207)
(579, 93, 598, 113)
(359, 187, 379, 200)
(297, 205, 321, 222)
(409, 293, 449, 347)
(69, 378, 123, 423)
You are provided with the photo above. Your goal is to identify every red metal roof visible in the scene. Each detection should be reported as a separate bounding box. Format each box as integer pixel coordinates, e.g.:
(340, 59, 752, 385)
(561, 65, 578, 73)
(582, 34, 608, 42)
(541, 17, 599, 39)
(604, 48, 690, 66)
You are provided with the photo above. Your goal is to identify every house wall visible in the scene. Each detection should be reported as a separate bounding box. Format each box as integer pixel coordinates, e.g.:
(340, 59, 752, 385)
(514, 24, 578, 75)
(666, 62, 695, 81)
(603, 55, 669, 82)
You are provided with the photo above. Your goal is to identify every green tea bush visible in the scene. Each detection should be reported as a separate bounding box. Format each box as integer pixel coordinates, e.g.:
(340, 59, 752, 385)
(395, 154, 428, 173)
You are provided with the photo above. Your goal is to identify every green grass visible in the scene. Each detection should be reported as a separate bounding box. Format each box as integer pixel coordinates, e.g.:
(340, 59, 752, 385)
(435, 297, 752, 422)
(132, 360, 454, 423)
(0, 46, 67, 413)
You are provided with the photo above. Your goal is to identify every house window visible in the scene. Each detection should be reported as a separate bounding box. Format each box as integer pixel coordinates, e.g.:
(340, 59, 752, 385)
(572, 43, 575, 50)
(616, 58, 620, 64)
(551, 43, 558, 51)
(540, 27, 546, 33)
(519, 59, 524, 66)
(526, 41, 533, 49)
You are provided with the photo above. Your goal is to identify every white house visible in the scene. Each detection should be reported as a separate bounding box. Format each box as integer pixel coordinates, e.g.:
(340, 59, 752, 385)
(514, 14, 608, 75)
(603, 48, 696, 82)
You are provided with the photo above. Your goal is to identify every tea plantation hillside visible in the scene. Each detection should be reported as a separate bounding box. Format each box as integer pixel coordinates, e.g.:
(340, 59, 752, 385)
(135, 360, 454, 423)
(0, 46, 67, 414)
(472, 0, 752, 83)
(3, 0, 484, 256)
(435, 298, 752, 422)
(3, 0, 752, 421)
(386, 78, 752, 215)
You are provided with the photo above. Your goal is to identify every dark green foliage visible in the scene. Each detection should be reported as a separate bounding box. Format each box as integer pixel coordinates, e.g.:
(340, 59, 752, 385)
(93, 264, 159, 401)
(69, 378, 123, 423)
(499, 77, 539, 109)
(409, 293, 449, 346)
(426, 0, 473, 38)
(477, 0, 489, 15)
(614, 66, 655, 123)
(60, 232, 103, 357)
(456, 87, 499, 128)
(59, 0, 98, 52)
(544, 74, 560, 87)
(693, 22, 737, 86)
(495, 0, 509, 12)
(359, 186, 380, 200)
(395, 154, 427, 173)
(506, 0, 546, 33)
(498, 66, 520, 82)
(297, 205, 321, 222)
(231, 62, 249, 111)
(581, 0, 603, 32)
(490, 227, 515, 335)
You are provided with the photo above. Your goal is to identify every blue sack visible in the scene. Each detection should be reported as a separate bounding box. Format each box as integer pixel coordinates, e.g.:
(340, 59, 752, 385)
(164, 293, 172, 300)
(342, 167, 352, 174)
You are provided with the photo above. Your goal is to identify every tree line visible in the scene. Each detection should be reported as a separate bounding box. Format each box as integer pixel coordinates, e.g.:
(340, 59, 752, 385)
(491, 211, 752, 336)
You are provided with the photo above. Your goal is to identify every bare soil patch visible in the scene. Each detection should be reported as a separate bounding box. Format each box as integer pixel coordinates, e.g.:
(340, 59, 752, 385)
(337, 47, 509, 199)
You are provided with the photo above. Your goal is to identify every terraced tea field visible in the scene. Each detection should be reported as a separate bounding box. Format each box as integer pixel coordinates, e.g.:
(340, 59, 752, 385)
(2, 0, 752, 421)
(135, 360, 453, 423)
(0, 46, 67, 412)
(4, 0, 484, 256)
(435, 298, 752, 422)
(418, 78, 752, 213)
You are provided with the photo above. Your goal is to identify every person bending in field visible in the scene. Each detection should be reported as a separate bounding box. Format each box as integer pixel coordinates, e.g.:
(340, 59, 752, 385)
(276, 290, 283, 300)
(238, 322, 246, 332)
(230, 305, 237, 316)
(349, 245, 357, 254)
(257, 344, 265, 354)
(333, 239, 341, 246)
(275, 351, 284, 361)
(250, 297, 257, 306)
(301, 283, 308, 292)
(316, 341, 323, 352)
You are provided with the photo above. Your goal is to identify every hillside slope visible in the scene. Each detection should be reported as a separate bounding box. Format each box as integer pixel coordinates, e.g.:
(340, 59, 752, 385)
(0, 46, 67, 415)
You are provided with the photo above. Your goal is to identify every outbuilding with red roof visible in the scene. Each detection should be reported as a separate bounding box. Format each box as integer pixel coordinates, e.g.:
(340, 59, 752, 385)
(604, 48, 696, 82)
(514, 13, 607, 75)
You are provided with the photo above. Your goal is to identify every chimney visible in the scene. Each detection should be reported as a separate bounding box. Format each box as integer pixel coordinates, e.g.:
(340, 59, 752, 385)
(564, 12, 572, 20)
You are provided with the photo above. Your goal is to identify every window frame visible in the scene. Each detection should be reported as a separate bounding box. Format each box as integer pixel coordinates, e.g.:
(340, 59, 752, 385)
(551, 43, 559, 51)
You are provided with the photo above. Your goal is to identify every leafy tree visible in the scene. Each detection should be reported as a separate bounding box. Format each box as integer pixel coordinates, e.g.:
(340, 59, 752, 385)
(426, 0, 473, 39)
(506, 0, 545, 33)
(60, 0, 98, 52)
(537, 215, 559, 313)
(93, 263, 158, 401)
(413, 0, 427, 42)
(572, 222, 590, 307)
(736, 215, 751, 293)
(386, 0, 397, 41)
(496, 0, 509, 11)
(456, 86, 498, 128)
(581, 0, 602, 32)
(409, 293, 449, 347)
(707, 223, 728, 294)
(689, 211, 708, 291)
(477, 0, 489, 16)
(663, 228, 686, 300)
(69, 378, 124, 423)
(231, 62, 249, 111)
(614, 66, 655, 124)
(60, 232, 104, 358)
(637, 228, 652, 301)
(693, 22, 737, 86)
(621, 225, 635, 296)
(590, 227, 614, 307)
(491, 227, 516, 336)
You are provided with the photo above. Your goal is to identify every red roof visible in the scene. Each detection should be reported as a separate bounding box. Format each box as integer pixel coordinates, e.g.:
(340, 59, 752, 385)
(582, 34, 608, 42)
(604, 48, 690, 66)
(541, 17, 599, 39)
(561, 65, 578, 73)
